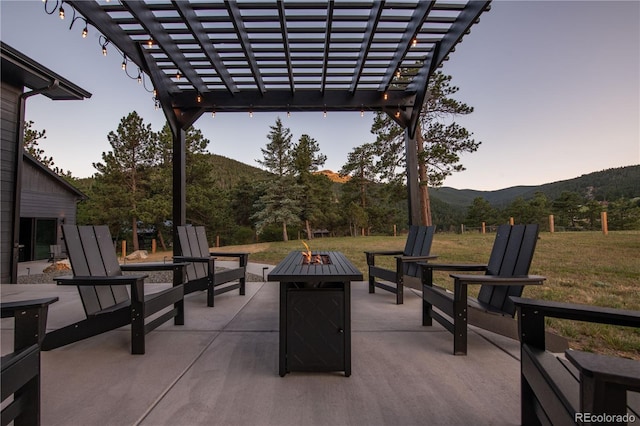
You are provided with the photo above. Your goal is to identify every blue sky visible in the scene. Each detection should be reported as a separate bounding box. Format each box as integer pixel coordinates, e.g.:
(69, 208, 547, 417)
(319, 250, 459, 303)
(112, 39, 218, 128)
(1, 1, 638, 191)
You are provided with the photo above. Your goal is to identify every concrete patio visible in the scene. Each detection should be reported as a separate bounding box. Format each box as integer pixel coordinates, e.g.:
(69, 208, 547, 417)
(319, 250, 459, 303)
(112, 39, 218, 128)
(2, 262, 523, 426)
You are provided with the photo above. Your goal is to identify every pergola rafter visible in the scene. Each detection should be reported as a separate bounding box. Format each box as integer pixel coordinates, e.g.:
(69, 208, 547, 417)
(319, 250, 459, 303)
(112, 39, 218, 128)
(61, 0, 490, 235)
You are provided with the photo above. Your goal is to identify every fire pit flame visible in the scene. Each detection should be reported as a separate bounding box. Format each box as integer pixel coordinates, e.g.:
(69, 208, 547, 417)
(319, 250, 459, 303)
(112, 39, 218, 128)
(301, 241, 331, 265)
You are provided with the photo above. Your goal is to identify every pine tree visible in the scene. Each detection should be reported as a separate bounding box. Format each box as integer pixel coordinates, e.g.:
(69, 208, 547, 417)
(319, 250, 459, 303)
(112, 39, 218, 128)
(371, 71, 480, 225)
(252, 118, 301, 241)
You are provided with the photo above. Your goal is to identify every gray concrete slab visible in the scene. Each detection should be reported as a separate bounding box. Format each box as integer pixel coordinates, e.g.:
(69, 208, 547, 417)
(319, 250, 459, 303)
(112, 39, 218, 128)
(1, 270, 523, 426)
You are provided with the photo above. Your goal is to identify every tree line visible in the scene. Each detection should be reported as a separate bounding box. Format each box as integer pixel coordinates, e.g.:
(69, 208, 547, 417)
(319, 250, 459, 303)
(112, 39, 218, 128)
(464, 192, 640, 232)
(23, 69, 639, 250)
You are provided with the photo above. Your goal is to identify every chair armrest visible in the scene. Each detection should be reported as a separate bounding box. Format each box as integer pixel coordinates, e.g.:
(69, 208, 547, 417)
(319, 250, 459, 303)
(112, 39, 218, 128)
(55, 275, 148, 286)
(396, 254, 438, 263)
(173, 256, 211, 263)
(419, 262, 488, 272)
(364, 250, 404, 256)
(512, 297, 640, 349)
(451, 274, 546, 286)
(511, 297, 640, 327)
(565, 350, 640, 391)
(209, 252, 248, 259)
(1, 297, 59, 318)
(121, 262, 187, 272)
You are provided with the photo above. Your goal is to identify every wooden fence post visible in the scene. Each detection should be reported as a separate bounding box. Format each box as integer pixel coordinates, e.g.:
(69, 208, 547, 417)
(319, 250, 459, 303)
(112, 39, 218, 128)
(481, 222, 486, 234)
(509, 217, 515, 225)
(216, 235, 220, 247)
(601, 211, 608, 235)
(549, 215, 555, 233)
(393, 224, 397, 237)
(151, 239, 157, 254)
(461, 224, 465, 234)
(121, 240, 126, 260)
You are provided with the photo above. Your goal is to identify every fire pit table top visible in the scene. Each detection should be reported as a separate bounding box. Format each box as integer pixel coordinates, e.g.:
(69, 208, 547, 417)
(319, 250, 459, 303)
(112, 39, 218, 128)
(268, 251, 363, 283)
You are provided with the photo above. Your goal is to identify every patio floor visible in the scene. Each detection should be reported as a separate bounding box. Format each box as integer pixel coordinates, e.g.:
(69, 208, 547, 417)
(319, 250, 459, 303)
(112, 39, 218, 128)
(2, 262, 523, 426)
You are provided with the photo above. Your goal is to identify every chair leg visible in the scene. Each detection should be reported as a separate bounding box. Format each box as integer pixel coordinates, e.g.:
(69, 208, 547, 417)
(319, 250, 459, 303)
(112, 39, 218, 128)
(421, 265, 433, 326)
(207, 282, 214, 307)
(453, 279, 467, 355)
(395, 258, 403, 304)
(239, 277, 246, 296)
(366, 255, 375, 294)
(130, 283, 145, 354)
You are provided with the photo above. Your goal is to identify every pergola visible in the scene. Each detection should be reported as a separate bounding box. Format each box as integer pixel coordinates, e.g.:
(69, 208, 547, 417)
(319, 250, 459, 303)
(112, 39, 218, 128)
(61, 0, 490, 248)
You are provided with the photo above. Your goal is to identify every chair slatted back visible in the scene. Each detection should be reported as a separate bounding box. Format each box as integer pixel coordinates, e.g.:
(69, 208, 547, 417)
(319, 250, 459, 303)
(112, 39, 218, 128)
(403, 225, 435, 277)
(177, 225, 209, 281)
(62, 225, 129, 316)
(477, 224, 539, 316)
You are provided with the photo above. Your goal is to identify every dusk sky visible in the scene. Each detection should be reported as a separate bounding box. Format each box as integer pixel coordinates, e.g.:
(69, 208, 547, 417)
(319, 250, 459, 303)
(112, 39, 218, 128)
(1, 1, 638, 191)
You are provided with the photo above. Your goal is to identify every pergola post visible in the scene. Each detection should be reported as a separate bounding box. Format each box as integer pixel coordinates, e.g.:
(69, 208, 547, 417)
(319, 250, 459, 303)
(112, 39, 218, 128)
(172, 127, 186, 256)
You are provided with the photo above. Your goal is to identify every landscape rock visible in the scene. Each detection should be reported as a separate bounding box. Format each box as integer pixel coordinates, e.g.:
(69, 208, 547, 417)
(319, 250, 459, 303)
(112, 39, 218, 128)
(125, 250, 148, 260)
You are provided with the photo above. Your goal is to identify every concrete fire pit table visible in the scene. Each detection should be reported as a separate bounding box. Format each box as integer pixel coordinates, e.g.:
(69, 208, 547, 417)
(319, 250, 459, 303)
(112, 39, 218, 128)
(268, 251, 363, 377)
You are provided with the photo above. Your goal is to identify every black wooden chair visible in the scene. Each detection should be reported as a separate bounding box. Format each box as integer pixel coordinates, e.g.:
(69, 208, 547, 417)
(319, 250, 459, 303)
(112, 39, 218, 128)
(512, 297, 640, 425)
(41, 225, 185, 355)
(421, 224, 554, 355)
(175, 225, 248, 307)
(365, 225, 437, 304)
(1, 297, 58, 426)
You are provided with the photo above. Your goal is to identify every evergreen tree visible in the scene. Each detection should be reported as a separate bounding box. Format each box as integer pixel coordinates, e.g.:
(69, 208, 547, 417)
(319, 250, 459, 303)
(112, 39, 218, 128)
(466, 197, 498, 227)
(92, 111, 155, 251)
(292, 134, 327, 239)
(370, 71, 480, 225)
(252, 118, 301, 241)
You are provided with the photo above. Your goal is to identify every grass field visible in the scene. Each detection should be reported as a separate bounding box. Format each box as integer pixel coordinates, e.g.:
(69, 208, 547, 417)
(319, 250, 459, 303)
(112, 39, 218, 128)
(147, 230, 640, 359)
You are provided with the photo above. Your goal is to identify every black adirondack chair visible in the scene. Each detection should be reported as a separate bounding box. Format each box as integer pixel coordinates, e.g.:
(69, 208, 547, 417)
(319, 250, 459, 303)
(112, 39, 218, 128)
(1, 297, 57, 426)
(421, 224, 551, 355)
(41, 225, 185, 355)
(512, 297, 640, 425)
(175, 225, 248, 307)
(365, 225, 437, 304)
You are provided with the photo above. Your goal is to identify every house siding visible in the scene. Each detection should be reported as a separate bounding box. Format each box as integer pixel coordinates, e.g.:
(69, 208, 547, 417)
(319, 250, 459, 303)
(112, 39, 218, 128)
(1, 81, 20, 283)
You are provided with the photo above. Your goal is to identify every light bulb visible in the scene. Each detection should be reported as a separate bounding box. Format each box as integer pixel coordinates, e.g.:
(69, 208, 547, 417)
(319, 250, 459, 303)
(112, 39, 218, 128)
(102, 46, 107, 56)
(212, 111, 216, 118)
(59, 6, 65, 19)
(82, 26, 88, 38)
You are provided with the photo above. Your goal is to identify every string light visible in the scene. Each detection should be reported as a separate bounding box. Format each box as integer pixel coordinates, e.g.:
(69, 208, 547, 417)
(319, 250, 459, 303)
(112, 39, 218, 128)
(395, 107, 401, 118)
(176, 72, 181, 80)
(412, 37, 417, 47)
(360, 108, 364, 117)
(137, 70, 142, 84)
(121, 56, 127, 70)
(59, 5, 65, 19)
(323, 105, 327, 118)
(249, 110, 253, 118)
(211, 110, 216, 118)
(147, 38, 153, 47)
(383, 92, 388, 100)
(82, 25, 88, 38)
(196, 93, 202, 103)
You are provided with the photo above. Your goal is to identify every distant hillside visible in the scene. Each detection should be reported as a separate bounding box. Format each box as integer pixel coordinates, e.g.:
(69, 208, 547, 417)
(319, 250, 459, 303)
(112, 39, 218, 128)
(207, 154, 271, 189)
(316, 169, 350, 183)
(430, 165, 640, 207)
